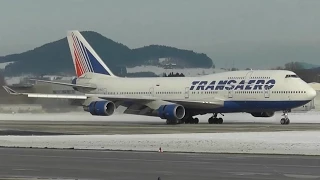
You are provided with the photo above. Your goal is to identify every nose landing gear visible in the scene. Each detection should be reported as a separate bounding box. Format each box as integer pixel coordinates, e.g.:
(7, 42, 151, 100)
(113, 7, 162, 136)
(280, 110, 290, 125)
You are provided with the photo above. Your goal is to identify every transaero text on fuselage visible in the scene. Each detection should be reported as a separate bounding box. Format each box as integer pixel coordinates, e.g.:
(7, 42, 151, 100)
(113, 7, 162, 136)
(190, 79, 276, 91)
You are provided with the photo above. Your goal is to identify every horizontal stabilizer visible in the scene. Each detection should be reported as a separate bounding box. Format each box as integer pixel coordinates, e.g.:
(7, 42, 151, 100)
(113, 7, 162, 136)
(3, 86, 18, 94)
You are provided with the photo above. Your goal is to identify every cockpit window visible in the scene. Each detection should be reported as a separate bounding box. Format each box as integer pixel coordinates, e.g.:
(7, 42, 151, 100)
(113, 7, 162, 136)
(285, 74, 299, 78)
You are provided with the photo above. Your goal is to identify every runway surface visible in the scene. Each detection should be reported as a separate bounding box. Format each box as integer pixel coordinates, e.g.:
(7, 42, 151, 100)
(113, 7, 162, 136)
(1, 147, 320, 180)
(1, 120, 320, 135)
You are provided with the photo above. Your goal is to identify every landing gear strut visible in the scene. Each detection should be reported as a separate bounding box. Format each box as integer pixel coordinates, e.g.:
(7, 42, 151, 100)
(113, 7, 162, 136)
(208, 113, 224, 124)
(280, 110, 290, 125)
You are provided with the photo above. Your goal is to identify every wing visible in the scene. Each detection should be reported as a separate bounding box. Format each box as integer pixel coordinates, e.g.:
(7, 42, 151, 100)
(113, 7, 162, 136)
(3, 86, 87, 99)
(2, 86, 224, 115)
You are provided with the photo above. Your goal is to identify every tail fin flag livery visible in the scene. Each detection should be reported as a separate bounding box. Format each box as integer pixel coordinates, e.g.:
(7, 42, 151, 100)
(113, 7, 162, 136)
(67, 30, 116, 77)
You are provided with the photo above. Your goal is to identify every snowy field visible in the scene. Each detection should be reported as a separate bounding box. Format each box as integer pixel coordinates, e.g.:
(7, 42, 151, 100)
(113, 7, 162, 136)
(1, 110, 320, 124)
(0, 131, 320, 155)
(0, 111, 320, 155)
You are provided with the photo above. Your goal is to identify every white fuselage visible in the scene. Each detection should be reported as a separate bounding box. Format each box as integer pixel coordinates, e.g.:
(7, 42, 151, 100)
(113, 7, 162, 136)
(76, 70, 316, 113)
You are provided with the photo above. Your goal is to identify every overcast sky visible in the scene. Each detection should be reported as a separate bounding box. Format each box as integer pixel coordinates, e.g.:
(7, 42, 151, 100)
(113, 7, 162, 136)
(1, 0, 320, 68)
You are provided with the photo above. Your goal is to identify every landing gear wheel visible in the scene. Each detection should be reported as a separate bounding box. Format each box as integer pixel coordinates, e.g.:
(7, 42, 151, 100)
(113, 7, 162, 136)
(280, 110, 290, 125)
(190, 118, 199, 124)
(208, 117, 214, 124)
(184, 118, 190, 124)
(285, 119, 290, 125)
(177, 119, 184, 124)
(280, 118, 290, 125)
(194, 118, 199, 124)
(208, 117, 224, 124)
(166, 119, 178, 125)
(181, 115, 198, 124)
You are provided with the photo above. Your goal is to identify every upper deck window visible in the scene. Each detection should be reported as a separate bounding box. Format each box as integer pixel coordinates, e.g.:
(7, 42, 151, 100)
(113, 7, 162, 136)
(285, 74, 299, 78)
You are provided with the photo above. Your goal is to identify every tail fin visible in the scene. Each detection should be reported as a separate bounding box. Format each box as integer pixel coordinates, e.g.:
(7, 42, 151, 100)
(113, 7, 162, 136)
(67, 30, 116, 77)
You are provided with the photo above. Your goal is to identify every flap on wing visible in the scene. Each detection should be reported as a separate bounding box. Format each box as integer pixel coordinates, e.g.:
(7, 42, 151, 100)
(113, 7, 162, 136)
(170, 99, 224, 108)
(26, 93, 87, 99)
(85, 93, 157, 102)
(30, 79, 96, 89)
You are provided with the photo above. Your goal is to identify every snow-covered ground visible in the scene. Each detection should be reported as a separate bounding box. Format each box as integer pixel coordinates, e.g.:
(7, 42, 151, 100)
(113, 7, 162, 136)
(1, 110, 320, 124)
(0, 61, 12, 69)
(0, 111, 320, 155)
(0, 131, 320, 155)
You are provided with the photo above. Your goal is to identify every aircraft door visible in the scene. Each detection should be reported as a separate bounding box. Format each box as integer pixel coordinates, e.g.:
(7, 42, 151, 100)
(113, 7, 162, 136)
(228, 89, 233, 98)
(264, 86, 270, 98)
(184, 87, 189, 99)
(245, 71, 253, 84)
(149, 87, 154, 96)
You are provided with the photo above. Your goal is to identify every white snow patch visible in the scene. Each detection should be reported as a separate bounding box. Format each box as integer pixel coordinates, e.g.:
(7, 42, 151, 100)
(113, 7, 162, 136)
(0, 61, 13, 69)
(0, 131, 320, 155)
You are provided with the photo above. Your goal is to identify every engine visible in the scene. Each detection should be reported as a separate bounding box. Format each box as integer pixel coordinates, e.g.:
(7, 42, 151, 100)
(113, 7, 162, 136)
(84, 101, 116, 116)
(158, 104, 185, 120)
(251, 111, 275, 117)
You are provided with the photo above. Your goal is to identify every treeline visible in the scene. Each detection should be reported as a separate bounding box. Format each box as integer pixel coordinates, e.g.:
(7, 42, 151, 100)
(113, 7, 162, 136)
(0, 31, 214, 76)
(163, 72, 185, 77)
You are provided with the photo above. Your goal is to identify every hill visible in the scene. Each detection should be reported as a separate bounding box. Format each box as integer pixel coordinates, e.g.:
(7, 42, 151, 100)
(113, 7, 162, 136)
(0, 31, 214, 76)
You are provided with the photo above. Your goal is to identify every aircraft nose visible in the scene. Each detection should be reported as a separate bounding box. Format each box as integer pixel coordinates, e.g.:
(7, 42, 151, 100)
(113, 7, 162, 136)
(307, 87, 317, 100)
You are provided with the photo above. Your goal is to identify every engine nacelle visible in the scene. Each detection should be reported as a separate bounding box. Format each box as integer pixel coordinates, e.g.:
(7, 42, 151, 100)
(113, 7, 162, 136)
(158, 104, 185, 120)
(84, 101, 116, 116)
(251, 111, 275, 117)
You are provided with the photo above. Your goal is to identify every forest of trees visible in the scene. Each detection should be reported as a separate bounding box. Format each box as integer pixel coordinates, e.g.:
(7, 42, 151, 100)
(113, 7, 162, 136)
(163, 72, 185, 77)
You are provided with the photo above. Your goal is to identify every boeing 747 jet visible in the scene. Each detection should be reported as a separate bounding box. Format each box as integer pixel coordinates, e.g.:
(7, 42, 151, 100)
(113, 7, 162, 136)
(3, 31, 316, 125)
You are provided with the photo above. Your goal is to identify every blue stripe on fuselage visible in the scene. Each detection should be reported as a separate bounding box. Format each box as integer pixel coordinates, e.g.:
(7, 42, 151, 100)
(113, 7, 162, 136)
(199, 100, 311, 113)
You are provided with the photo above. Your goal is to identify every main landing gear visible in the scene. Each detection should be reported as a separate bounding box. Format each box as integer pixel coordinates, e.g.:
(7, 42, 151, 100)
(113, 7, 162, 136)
(208, 113, 224, 124)
(280, 110, 290, 125)
(165, 116, 199, 125)
(184, 116, 199, 124)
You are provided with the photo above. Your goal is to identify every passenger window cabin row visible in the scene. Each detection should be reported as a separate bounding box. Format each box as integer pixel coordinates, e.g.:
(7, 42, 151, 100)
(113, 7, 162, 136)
(105, 91, 183, 95)
(103, 90, 306, 96)
(227, 77, 271, 79)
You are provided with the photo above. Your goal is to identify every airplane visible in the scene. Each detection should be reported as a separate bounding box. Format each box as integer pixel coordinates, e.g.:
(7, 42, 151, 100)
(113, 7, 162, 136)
(2, 30, 317, 125)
